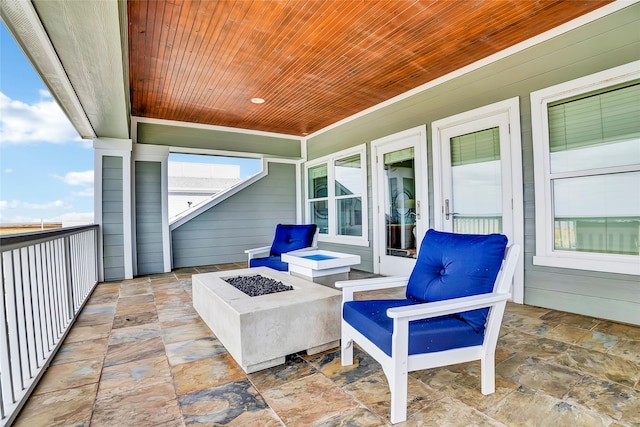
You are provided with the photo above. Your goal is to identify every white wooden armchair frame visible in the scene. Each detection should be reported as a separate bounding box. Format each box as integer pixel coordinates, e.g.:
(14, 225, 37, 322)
(336, 244, 520, 424)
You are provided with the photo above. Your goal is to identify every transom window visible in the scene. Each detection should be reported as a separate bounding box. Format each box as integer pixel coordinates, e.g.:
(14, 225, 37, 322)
(305, 145, 368, 246)
(531, 62, 640, 275)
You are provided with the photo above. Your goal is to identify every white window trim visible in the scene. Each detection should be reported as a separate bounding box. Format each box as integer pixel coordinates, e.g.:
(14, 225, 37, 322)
(305, 144, 369, 247)
(530, 61, 640, 276)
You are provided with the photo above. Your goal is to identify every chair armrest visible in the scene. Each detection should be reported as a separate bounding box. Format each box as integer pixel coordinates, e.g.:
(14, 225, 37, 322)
(285, 245, 318, 256)
(335, 276, 410, 291)
(244, 246, 271, 260)
(336, 276, 409, 303)
(387, 292, 511, 322)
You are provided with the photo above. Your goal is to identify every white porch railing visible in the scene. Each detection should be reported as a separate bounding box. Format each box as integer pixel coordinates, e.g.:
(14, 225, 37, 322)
(554, 216, 640, 255)
(0, 225, 99, 426)
(453, 215, 503, 235)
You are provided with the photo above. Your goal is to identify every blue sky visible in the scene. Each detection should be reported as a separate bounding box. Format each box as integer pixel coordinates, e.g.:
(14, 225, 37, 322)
(0, 24, 93, 225)
(0, 23, 259, 225)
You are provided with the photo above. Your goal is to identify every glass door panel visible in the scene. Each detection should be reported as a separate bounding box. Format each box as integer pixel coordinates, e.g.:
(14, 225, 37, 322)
(450, 128, 503, 234)
(371, 126, 429, 276)
(384, 148, 417, 258)
(374, 126, 426, 276)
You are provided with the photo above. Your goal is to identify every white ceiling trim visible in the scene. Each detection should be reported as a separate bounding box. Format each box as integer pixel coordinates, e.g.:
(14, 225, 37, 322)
(131, 116, 304, 143)
(168, 146, 263, 160)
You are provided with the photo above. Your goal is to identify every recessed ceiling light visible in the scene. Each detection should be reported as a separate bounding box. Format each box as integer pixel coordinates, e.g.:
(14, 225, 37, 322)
(251, 97, 265, 104)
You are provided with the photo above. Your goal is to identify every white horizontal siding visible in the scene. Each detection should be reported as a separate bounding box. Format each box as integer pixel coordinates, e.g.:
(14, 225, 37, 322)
(102, 156, 124, 281)
(135, 161, 164, 275)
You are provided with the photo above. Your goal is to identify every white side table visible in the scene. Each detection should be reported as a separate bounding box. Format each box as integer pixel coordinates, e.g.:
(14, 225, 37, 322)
(282, 249, 361, 287)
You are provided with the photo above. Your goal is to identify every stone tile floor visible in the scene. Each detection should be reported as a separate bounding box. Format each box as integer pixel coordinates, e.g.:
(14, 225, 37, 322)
(14, 263, 640, 426)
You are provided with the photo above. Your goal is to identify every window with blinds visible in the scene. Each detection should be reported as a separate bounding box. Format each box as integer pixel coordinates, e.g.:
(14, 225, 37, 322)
(531, 61, 640, 274)
(548, 82, 640, 173)
(546, 82, 640, 256)
(450, 127, 500, 166)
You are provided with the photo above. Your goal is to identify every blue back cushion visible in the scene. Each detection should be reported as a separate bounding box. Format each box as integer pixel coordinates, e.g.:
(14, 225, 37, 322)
(270, 224, 317, 256)
(406, 229, 508, 332)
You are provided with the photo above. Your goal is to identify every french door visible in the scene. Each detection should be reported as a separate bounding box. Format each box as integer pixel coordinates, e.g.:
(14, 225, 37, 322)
(432, 98, 524, 302)
(372, 126, 428, 276)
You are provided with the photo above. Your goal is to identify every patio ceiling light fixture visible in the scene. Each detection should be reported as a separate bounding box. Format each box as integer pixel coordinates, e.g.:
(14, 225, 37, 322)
(251, 97, 265, 104)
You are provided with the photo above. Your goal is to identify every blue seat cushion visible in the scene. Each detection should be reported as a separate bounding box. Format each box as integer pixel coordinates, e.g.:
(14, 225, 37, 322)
(270, 224, 317, 256)
(249, 256, 288, 271)
(406, 230, 507, 332)
(343, 299, 484, 357)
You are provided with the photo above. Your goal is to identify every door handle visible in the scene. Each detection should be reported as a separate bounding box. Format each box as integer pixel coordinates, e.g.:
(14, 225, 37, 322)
(444, 199, 459, 220)
(416, 200, 420, 220)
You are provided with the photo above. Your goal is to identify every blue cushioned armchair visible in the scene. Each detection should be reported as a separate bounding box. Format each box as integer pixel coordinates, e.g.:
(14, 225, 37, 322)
(245, 224, 318, 271)
(336, 229, 520, 424)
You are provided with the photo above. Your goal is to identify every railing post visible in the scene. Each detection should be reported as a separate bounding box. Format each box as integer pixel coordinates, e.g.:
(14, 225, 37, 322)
(0, 254, 16, 419)
(94, 226, 100, 293)
(64, 234, 75, 317)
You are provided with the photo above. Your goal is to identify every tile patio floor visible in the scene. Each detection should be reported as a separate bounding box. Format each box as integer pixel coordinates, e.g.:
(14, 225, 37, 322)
(13, 263, 640, 426)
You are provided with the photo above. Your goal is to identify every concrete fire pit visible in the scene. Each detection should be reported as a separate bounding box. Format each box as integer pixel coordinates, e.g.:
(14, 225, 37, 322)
(192, 267, 341, 373)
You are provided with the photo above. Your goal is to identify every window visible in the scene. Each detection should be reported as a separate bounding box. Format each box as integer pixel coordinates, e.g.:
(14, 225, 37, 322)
(308, 164, 329, 233)
(531, 61, 640, 275)
(305, 145, 368, 246)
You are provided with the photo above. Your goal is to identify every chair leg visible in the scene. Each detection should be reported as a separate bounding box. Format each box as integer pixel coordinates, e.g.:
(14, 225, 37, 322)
(480, 353, 495, 395)
(387, 366, 408, 424)
(341, 333, 353, 366)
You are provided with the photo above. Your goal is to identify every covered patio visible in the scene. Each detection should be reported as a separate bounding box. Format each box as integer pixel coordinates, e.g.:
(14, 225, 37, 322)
(13, 265, 640, 426)
(2, 1, 639, 425)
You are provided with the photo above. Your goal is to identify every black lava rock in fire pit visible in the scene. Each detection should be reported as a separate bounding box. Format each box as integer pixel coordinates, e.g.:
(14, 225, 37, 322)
(224, 274, 293, 297)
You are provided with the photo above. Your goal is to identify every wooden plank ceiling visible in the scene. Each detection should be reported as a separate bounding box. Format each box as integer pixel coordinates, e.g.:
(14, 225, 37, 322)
(128, 0, 612, 136)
